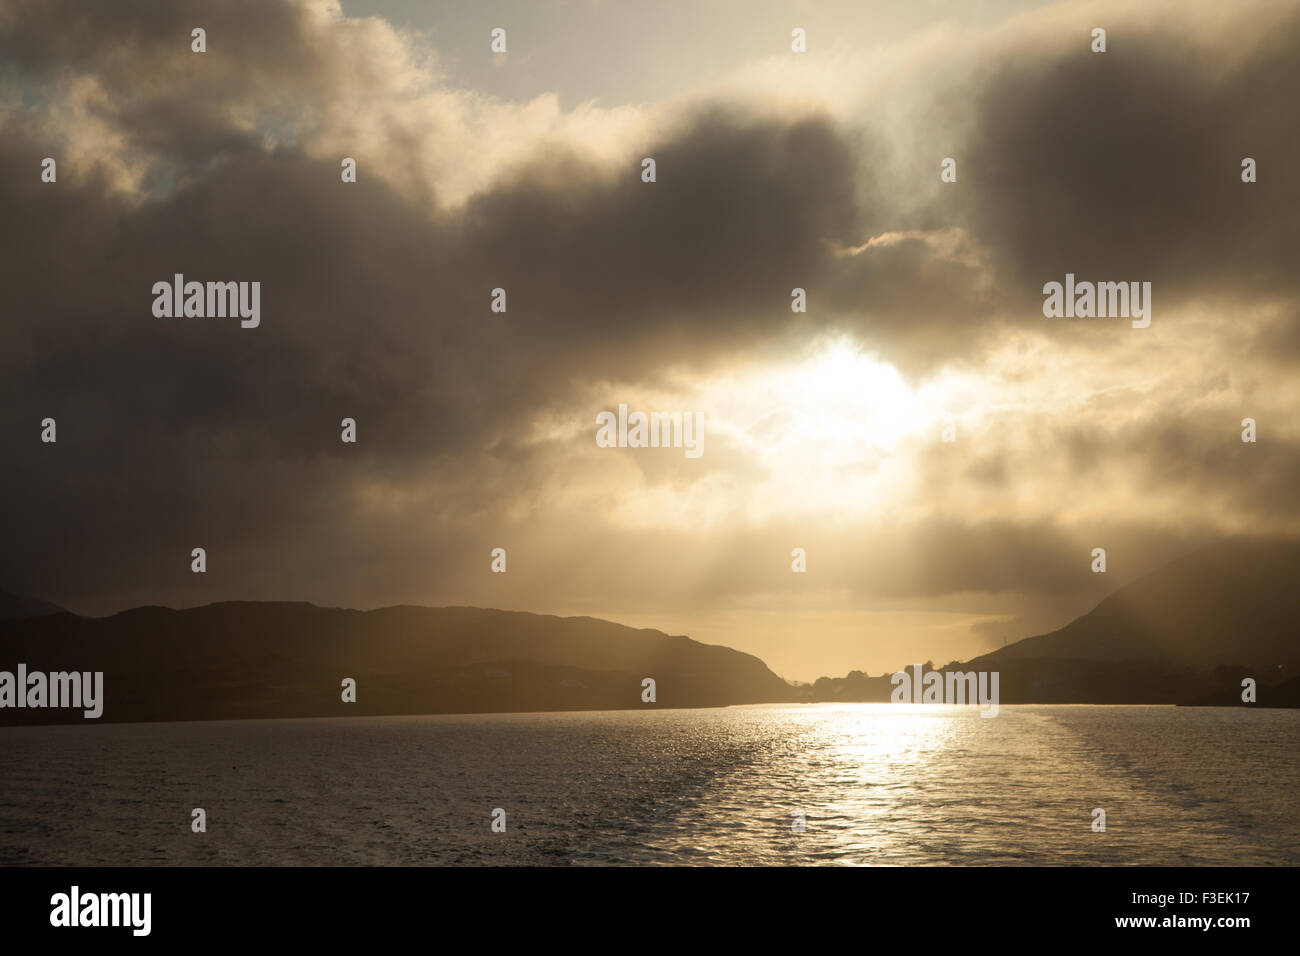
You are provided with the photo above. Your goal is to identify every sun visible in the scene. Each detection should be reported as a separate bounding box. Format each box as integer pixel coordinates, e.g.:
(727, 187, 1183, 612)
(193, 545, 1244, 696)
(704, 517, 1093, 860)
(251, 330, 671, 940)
(785, 339, 921, 448)
(682, 336, 945, 519)
(718, 336, 932, 455)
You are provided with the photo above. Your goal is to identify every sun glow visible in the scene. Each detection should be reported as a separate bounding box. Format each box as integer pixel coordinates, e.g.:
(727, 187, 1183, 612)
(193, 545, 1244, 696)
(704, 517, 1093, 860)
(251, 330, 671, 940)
(566, 336, 977, 530)
(718, 337, 942, 453)
(691, 337, 951, 519)
(779, 339, 924, 448)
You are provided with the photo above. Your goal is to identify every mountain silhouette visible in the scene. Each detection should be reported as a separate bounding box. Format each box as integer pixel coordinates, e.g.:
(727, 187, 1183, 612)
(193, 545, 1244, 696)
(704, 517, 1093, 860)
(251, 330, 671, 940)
(0, 602, 794, 724)
(809, 539, 1300, 706)
(974, 538, 1300, 669)
(959, 538, 1299, 704)
(4, 538, 1297, 724)
(0, 587, 64, 621)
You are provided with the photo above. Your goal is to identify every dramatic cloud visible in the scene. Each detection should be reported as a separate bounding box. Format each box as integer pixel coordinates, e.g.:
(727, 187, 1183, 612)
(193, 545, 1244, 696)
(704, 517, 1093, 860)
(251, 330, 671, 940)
(1, 0, 1295, 679)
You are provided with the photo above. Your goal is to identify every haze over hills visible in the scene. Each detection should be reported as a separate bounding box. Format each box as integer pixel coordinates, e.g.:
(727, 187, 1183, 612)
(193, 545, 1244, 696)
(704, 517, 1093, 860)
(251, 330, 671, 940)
(961, 539, 1300, 706)
(810, 539, 1300, 706)
(969, 539, 1300, 670)
(2, 539, 1297, 724)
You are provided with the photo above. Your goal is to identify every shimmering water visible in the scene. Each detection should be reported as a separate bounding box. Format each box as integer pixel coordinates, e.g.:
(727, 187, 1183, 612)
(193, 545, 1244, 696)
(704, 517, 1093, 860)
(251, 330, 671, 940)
(1, 704, 1296, 865)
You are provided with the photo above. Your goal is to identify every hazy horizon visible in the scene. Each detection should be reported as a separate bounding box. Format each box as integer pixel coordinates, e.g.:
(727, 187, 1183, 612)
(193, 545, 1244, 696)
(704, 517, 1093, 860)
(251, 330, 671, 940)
(0, 533, 1248, 685)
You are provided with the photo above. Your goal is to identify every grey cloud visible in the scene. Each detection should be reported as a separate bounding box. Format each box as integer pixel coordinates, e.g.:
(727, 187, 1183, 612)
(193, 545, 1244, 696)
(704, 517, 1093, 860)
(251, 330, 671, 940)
(1, 0, 1296, 639)
(948, 10, 1300, 317)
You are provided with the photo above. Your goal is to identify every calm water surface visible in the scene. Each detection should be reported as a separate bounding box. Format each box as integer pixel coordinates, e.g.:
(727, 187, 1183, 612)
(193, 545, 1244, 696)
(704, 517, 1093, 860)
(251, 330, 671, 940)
(1, 704, 1296, 865)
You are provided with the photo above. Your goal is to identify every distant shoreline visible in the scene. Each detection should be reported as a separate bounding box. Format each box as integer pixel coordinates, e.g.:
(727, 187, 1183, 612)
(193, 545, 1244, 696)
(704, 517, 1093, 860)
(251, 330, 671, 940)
(4, 698, 1294, 730)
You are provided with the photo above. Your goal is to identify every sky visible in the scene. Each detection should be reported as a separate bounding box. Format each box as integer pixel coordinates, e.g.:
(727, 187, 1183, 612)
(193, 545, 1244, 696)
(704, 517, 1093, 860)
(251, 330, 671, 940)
(1, 0, 1297, 681)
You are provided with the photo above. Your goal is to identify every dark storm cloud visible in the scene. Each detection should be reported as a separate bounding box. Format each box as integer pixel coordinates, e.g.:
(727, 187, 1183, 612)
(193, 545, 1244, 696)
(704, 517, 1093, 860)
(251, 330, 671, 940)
(454, 109, 860, 362)
(0, 0, 992, 473)
(0, 111, 890, 458)
(948, 8, 1300, 319)
(0, 0, 1296, 621)
(0, 0, 916, 607)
